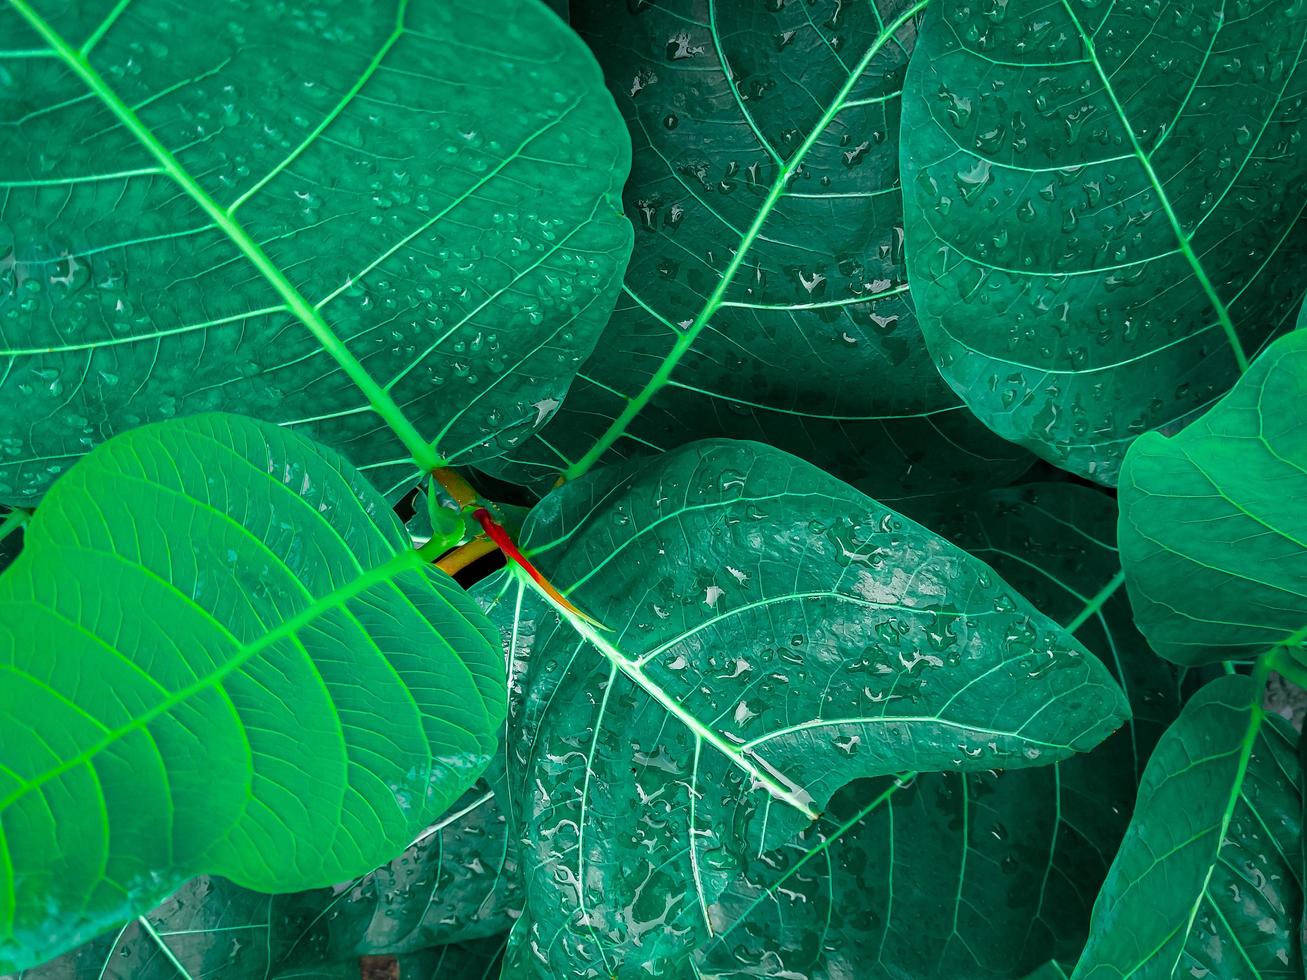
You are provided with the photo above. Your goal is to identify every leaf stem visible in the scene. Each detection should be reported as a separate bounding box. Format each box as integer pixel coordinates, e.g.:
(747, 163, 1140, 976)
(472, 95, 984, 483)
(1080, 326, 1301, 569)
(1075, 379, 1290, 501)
(435, 537, 499, 576)
(1062, 570, 1124, 633)
(8, 0, 447, 474)
(559, 0, 932, 481)
(509, 564, 821, 819)
(0, 508, 30, 545)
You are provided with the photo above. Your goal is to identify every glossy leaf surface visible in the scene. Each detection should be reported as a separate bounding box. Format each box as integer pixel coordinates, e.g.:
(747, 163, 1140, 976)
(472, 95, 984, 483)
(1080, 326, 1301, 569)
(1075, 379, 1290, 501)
(901, 0, 1307, 483)
(4, 875, 508, 979)
(1074, 675, 1303, 978)
(0, 0, 632, 502)
(478, 441, 1128, 977)
(1119, 330, 1307, 665)
(482, 0, 1033, 505)
(275, 781, 520, 960)
(0, 414, 503, 970)
(689, 482, 1180, 979)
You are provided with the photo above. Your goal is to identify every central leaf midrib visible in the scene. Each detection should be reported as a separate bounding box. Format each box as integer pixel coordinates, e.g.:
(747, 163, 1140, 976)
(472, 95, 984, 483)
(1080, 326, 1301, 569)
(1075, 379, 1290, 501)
(0, 544, 425, 812)
(8, 0, 442, 472)
(1057, 0, 1249, 372)
(561, 0, 931, 480)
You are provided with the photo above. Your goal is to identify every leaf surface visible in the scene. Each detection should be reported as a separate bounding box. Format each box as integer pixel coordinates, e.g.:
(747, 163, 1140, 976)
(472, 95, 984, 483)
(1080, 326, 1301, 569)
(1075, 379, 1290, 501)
(1074, 675, 1304, 979)
(0, 414, 503, 970)
(481, 0, 1032, 505)
(0, 0, 632, 502)
(477, 441, 1129, 977)
(274, 781, 520, 959)
(690, 482, 1181, 979)
(1119, 330, 1307, 665)
(901, 0, 1307, 483)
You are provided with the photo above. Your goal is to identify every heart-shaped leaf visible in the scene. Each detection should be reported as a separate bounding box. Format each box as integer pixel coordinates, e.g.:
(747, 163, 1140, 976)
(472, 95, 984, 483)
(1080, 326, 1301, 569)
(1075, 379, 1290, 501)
(0, 0, 632, 503)
(0, 414, 503, 971)
(482, 0, 1033, 505)
(1074, 675, 1303, 978)
(1119, 330, 1307, 666)
(901, 0, 1307, 484)
(690, 482, 1181, 979)
(477, 440, 1129, 976)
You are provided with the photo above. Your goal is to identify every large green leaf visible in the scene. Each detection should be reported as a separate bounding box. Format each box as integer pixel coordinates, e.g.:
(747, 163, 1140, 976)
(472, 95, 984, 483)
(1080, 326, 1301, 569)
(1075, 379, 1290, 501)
(687, 482, 1181, 979)
(479, 0, 1033, 506)
(0, 0, 632, 503)
(1074, 674, 1303, 978)
(900, 0, 1307, 484)
(1119, 330, 1307, 666)
(0, 414, 503, 971)
(476, 441, 1129, 977)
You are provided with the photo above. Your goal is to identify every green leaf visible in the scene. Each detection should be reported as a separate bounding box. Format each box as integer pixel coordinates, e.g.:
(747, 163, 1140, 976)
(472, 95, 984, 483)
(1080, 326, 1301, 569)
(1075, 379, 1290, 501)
(273, 781, 520, 959)
(479, 0, 1033, 505)
(900, 0, 1307, 485)
(0, 0, 632, 503)
(5, 874, 509, 979)
(1119, 330, 1307, 666)
(1074, 674, 1304, 979)
(16, 780, 517, 976)
(689, 482, 1181, 979)
(0, 414, 503, 971)
(10, 877, 299, 980)
(399, 935, 507, 980)
(477, 441, 1129, 977)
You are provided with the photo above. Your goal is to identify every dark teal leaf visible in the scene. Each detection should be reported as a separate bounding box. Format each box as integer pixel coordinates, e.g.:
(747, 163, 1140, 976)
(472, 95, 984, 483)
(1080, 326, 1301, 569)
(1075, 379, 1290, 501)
(0, 414, 503, 971)
(0, 0, 632, 503)
(477, 441, 1129, 977)
(0, 510, 24, 574)
(1119, 330, 1307, 666)
(481, 0, 1033, 506)
(1074, 675, 1303, 979)
(901, 0, 1307, 484)
(690, 482, 1181, 979)
(273, 782, 520, 960)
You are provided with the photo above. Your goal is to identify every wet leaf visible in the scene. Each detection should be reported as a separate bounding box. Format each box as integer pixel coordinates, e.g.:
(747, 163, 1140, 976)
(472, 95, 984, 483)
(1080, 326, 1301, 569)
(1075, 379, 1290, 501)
(901, 0, 1307, 484)
(0, 0, 632, 503)
(1074, 675, 1304, 978)
(477, 441, 1129, 977)
(481, 0, 1033, 506)
(1119, 330, 1307, 666)
(4, 875, 509, 979)
(689, 483, 1181, 979)
(273, 782, 521, 959)
(0, 414, 503, 971)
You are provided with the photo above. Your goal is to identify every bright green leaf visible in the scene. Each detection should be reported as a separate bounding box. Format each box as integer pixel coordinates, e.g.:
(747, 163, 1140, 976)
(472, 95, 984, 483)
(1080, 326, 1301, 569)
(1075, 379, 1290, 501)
(1074, 675, 1303, 979)
(477, 441, 1129, 977)
(480, 0, 1033, 505)
(901, 0, 1307, 484)
(0, 414, 503, 971)
(689, 482, 1181, 979)
(0, 0, 632, 503)
(1119, 330, 1307, 666)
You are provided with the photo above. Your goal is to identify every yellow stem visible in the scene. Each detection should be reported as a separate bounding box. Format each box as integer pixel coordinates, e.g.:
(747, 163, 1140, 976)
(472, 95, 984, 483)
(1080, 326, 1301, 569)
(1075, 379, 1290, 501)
(435, 537, 499, 576)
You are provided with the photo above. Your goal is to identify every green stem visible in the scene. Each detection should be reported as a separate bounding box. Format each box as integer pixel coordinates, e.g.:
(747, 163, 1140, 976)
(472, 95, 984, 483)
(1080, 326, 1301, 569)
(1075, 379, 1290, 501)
(1266, 645, 1307, 690)
(560, 0, 933, 481)
(9, 0, 446, 475)
(0, 508, 29, 544)
(1062, 570, 1124, 633)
